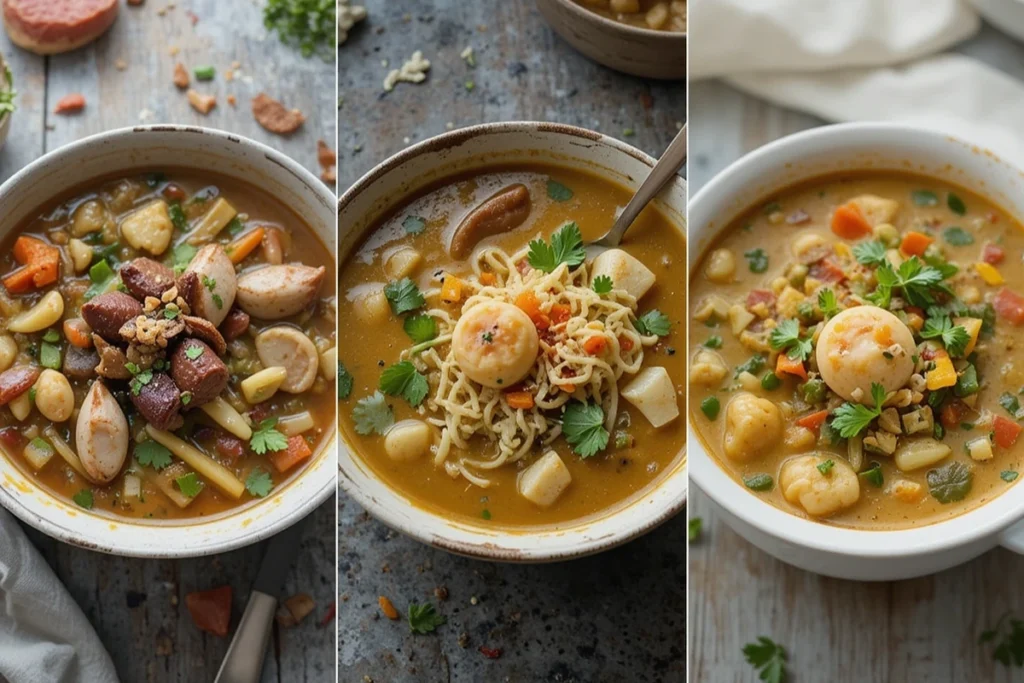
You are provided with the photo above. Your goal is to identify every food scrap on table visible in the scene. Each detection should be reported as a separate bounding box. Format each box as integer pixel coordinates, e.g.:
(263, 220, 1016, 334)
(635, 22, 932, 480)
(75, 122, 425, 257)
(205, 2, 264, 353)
(317, 140, 337, 184)
(187, 89, 216, 115)
(2, 0, 119, 55)
(53, 93, 86, 115)
(338, 0, 367, 45)
(383, 51, 430, 93)
(173, 63, 190, 89)
(275, 593, 315, 627)
(252, 93, 306, 135)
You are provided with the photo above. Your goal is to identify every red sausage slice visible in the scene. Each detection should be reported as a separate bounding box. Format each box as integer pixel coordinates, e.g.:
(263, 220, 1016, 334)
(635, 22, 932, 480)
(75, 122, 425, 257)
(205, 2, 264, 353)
(2, 0, 119, 55)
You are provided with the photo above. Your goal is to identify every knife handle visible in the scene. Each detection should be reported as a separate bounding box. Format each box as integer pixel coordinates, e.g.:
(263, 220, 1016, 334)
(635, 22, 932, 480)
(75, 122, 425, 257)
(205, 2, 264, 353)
(214, 591, 277, 683)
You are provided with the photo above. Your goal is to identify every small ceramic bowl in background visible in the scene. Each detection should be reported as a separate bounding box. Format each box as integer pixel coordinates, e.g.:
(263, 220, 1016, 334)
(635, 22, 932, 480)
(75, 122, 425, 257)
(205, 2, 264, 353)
(536, 0, 685, 80)
(689, 122, 1024, 581)
(0, 53, 12, 151)
(338, 121, 687, 562)
(0, 126, 337, 558)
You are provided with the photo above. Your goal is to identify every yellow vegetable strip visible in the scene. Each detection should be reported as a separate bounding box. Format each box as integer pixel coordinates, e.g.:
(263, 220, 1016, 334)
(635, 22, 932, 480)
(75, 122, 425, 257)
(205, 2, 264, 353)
(145, 425, 244, 499)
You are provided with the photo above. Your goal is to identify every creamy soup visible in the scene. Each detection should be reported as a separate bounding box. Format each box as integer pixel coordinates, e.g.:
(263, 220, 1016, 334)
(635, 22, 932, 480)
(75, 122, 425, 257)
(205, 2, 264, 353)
(574, 0, 686, 32)
(690, 173, 1023, 529)
(0, 172, 336, 520)
(338, 165, 686, 526)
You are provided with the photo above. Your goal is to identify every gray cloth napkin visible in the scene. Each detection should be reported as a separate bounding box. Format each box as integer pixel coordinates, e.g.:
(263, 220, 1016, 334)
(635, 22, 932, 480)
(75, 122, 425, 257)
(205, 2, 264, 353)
(0, 509, 118, 683)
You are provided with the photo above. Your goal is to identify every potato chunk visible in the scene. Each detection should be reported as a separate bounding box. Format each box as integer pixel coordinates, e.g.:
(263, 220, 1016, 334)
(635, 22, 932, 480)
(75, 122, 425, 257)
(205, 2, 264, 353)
(384, 420, 432, 462)
(384, 247, 423, 280)
(518, 451, 572, 507)
(780, 454, 860, 517)
(120, 200, 174, 256)
(621, 366, 679, 428)
(590, 249, 656, 301)
(850, 194, 899, 227)
(723, 392, 782, 461)
(690, 349, 728, 387)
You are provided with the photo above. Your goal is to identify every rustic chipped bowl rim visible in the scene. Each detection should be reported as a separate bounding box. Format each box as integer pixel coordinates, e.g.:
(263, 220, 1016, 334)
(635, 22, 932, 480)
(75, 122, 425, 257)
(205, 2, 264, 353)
(689, 122, 1024, 559)
(0, 125, 337, 558)
(337, 121, 687, 562)
(544, 0, 687, 40)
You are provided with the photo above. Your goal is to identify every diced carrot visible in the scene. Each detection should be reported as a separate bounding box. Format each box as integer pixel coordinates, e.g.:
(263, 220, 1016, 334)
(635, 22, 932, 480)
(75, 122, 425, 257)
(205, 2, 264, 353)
(2, 266, 40, 294)
(795, 409, 829, 432)
(618, 335, 634, 352)
(557, 383, 575, 393)
(53, 93, 86, 114)
(378, 596, 400, 620)
(776, 353, 807, 381)
(900, 231, 933, 257)
(515, 291, 549, 329)
(830, 203, 873, 240)
(506, 391, 535, 410)
(225, 227, 265, 264)
(269, 436, 313, 473)
(926, 355, 957, 390)
(479, 272, 496, 286)
(186, 586, 232, 637)
(994, 288, 1024, 325)
(583, 336, 607, 355)
(549, 304, 571, 325)
(982, 243, 1005, 265)
(441, 276, 463, 304)
(993, 415, 1022, 449)
(940, 400, 968, 429)
(10, 236, 59, 289)
(63, 319, 93, 349)
(31, 259, 58, 288)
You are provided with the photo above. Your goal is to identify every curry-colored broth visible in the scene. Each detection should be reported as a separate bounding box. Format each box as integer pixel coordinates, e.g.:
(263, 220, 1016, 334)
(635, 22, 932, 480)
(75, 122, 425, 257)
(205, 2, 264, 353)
(690, 172, 1024, 529)
(338, 165, 686, 526)
(574, 0, 686, 32)
(0, 171, 336, 521)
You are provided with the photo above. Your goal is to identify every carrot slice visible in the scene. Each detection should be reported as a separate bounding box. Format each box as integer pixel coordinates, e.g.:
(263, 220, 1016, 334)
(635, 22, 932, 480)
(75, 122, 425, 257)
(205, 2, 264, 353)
(186, 586, 232, 637)
(993, 416, 1022, 449)
(10, 236, 59, 290)
(795, 409, 829, 432)
(776, 353, 807, 381)
(2, 266, 40, 294)
(582, 336, 607, 355)
(830, 203, 873, 240)
(506, 391, 535, 410)
(515, 291, 549, 329)
(478, 272, 496, 286)
(900, 231, 933, 257)
(618, 335, 634, 352)
(549, 303, 571, 325)
(269, 435, 313, 473)
(225, 227, 265, 265)
(63, 319, 93, 349)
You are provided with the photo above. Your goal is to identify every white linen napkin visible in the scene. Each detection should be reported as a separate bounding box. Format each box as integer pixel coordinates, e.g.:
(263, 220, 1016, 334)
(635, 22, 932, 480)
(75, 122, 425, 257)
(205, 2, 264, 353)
(0, 509, 118, 683)
(690, 0, 1024, 168)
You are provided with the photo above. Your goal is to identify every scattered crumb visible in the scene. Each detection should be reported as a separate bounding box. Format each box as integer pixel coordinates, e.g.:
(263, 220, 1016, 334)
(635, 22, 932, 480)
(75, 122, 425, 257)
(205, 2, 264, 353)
(251, 93, 305, 135)
(186, 10, 199, 25)
(114, 58, 127, 71)
(232, 61, 241, 69)
(446, 122, 454, 130)
(378, 596, 399, 620)
(127, 0, 144, 5)
(53, 93, 86, 115)
(227, 95, 237, 107)
(383, 51, 430, 93)
(169, 46, 180, 57)
(460, 46, 476, 68)
(173, 63, 189, 89)
(434, 586, 448, 602)
(138, 108, 155, 122)
(225, 69, 234, 82)
(338, 0, 367, 45)
(275, 594, 315, 627)
(155, 630, 173, 656)
(457, 632, 470, 648)
(469, 596, 478, 605)
(402, 137, 410, 144)
(187, 90, 216, 115)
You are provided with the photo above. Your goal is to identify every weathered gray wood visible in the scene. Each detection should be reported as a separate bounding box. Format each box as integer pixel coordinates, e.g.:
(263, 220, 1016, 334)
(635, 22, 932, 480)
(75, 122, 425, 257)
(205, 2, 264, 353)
(689, 22, 1024, 681)
(337, 2, 685, 681)
(3, 2, 336, 681)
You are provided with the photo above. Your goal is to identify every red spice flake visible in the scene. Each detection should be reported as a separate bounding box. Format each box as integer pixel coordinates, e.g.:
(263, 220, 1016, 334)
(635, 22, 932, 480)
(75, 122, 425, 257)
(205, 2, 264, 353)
(478, 646, 503, 659)
(318, 601, 336, 628)
(252, 93, 305, 135)
(54, 94, 86, 114)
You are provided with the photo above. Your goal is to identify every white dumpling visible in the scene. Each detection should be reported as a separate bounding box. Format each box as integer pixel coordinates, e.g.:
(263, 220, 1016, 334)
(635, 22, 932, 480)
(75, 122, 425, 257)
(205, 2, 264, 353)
(452, 301, 539, 388)
(816, 306, 916, 403)
(724, 392, 783, 462)
(780, 454, 860, 517)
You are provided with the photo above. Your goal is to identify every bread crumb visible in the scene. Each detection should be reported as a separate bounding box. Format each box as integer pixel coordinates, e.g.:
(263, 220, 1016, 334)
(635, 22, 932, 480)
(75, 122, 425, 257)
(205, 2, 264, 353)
(187, 90, 216, 115)
(173, 63, 189, 89)
(383, 51, 430, 93)
(338, 1, 367, 45)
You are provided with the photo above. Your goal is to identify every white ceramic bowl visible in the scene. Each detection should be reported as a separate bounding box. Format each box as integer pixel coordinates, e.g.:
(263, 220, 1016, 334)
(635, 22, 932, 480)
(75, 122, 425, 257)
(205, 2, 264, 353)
(338, 122, 687, 562)
(0, 125, 337, 558)
(689, 122, 1024, 581)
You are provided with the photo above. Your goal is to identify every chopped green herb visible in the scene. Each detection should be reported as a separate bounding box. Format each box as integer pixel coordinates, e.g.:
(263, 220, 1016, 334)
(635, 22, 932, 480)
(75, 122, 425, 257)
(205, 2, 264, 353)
(185, 345, 204, 361)
(352, 391, 395, 435)
(859, 462, 884, 488)
(911, 189, 939, 207)
(384, 278, 426, 315)
(634, 310, 671, 337)
(402, 215, 427, 235)
(379, 361, 429, 407)
(180, 391, 192, 406)
(0, 65, 16, 116)
(337, 363, 354, 399)
(408, 603, 446, 634)
(250, 418, 288, 455)
(226, 217, 245, 236)
(817, 289, 840, 318)
(527, 222, 585, 273)
(73, 489, 94, 510)
(700, 396, 720, 421)
(703, 336, 723, 349)
(979, 613, 1024, 668)
(853, 240, 887, 266)
(403, 314, 437, 344)
(1001, 470, 1019, 483)
(947, 192, 967, 216)
(817, 459, 835, 476)
(688, 517, 702, 543)
(163, 308, 180, 320)
(927, 461, 973, 503)
(735, 355, 766, 378)
(743, 637, 788, 683)
(592, 275, 613, 295)
(263, 0, 337, 58)
(135, 440, 173, 470)
(561, 401, 609, 458)
(942, 226, 974, 246)
(546, 179, 573, 202)
(743, 248, 769, 273)
(831, 383, 886, 438)
(39, 342, 62, 370)
(245, 467, 275, 498)
(175, 472, 204, 498)
(999, 393, 1022, 418)
(172, 241, 196, 270)
(129, 369, 154, 396)
(481, 509, 491, 520)
(769, 319, 813, 361)
(920, 316, 970, 357)
(743, 473, 774, 492)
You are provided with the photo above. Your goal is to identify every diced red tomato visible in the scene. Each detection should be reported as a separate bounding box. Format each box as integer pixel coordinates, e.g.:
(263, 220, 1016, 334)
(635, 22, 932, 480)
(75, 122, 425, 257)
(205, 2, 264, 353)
(994, 288, 1024, 325)
(746, 289, 776, 310)
(0, 427, 23, 450)
(809, 258, 846, 284)
(215, 434, 246, 462)
(982, 243, 1005, 265)
(186, 586, 232, 637)
(940, 400, 968, 429)
(993, 416, 1022, 449)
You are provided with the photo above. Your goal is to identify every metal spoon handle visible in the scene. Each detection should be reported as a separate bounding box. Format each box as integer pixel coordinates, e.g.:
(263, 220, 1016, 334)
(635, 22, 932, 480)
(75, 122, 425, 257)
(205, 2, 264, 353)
(213, 591, 276, 683)
(599, 124, 687, 247)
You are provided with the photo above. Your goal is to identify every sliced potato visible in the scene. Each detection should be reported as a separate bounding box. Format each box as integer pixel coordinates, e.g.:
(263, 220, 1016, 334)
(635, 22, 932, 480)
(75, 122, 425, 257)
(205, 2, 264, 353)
(384, 420, 432, 462)
(8, 291, 64, 334)
(240, 366, 288, 404)
(518, 451, 572, 507)
(590, 249, 656, 301)
(893, 438, 951, 472)
(186, 198, 238, 244)
(621, 366, 679, 428)
(120, 200, 174, 256)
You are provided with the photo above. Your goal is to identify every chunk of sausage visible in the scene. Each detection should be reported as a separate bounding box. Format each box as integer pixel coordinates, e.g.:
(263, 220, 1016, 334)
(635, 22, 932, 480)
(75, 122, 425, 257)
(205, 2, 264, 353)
(182, 315, 227, 356)
(255, 326, 319, 393)
(62, 345, 99, 380)
(130, 372, 183, 430)
(177, 271, 199, 310)
(183, 244, 236, 327)
(170, 339, 228, 407)
(723, 392, 783, 462)
(219, 307, 250, 341)
(0, 366, 40, 406)
(236, 265, 325, 320)
(120, 257, 176, 301)
(93, 335, 131, 380)
(76, 380, 129, 484)
(81, 291, 143, 342)
(449, 184, 531, 259)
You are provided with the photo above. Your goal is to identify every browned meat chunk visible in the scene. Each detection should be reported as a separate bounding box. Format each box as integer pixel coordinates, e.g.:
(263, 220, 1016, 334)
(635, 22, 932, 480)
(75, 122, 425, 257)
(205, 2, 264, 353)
(449, 184, 532, 259)
(170, 339, 228, 407)
(0, 366, 40, 405)
(177, 270, 199, 310)
(219, 307, 250, 342)
(81, 292, 143, 342)
(183, 315, 227, 356)
(130, 372, 183, 430)
(63, 345, 99, 380)
(120, 258, 176, 301)
(93, 335, 131, 380)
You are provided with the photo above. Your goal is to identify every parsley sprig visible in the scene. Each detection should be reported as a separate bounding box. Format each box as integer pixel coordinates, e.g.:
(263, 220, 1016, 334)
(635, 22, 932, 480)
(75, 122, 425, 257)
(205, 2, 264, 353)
(920, 315, 970, 357)
(592, 275, 613, 295)
(408, 603, 446, 634)
(743, 637, 789, 683)
(768, 319, 813, 361)
(384, 278, 426, 315)
(634, 310, 671, 337)
(818, 289, 840, 319)
(980, 612, 1024, 668)
(561, 401, 609, 458)
(352, 391, 395, 435)
(527, 222, 586, 273)
(831, 383, 886, 438)
(852, 240, 887, 266)
(250, 418, 288, 455)
(379, 361, 429, 407)
(867, 257, 948, 308)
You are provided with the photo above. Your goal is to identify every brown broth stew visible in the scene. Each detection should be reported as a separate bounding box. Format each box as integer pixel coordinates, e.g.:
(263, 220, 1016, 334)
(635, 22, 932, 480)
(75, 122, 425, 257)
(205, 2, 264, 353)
(690, 173, 1024, 530)
(337, 165, 686, 526)
(0, 171, 336, 520)
(574, 0, 686, 32)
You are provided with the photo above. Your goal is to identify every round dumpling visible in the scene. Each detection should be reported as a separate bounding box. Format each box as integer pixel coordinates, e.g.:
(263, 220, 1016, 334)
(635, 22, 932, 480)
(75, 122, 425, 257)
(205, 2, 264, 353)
(815, 306, 916, 403)
(780, 454, 860, 517)
(724, 392, 783, 462)
(452, 301, 539, 388)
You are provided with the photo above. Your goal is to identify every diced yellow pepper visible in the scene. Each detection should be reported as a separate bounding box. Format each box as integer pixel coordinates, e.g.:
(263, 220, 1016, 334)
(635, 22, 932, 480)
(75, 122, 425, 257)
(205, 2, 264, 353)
(834, 242, 852, 259)
(926, 355, 957, 390)
(441, 275, 463, 303)
(953, 317, 983, 356)
(974, 262, 1004, 286)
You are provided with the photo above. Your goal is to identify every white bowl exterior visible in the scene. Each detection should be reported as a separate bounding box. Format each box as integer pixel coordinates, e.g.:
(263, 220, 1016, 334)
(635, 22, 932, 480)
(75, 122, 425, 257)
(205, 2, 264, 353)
(338, 122, 687, 562)
(689, 123, 1024, 580)
(0, 126, 337, 557)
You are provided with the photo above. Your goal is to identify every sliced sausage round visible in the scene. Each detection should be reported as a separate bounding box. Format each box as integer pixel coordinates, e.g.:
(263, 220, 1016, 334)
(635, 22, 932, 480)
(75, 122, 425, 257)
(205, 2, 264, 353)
(182, 315, 227, 357)
(130, 372, 183, 431)
(81, 291, 143, 342)
(236, 265, 325, 320)
(0, 365, 40, 406)
(120, 257, 176, 301)
(255, 325, 319, 393)
(2, 0, 119, 55)
(183, 244, 236, 327)
(170, 339, 228, 407)
(219, 307, 250, 342)
(76, 380, 129, 484)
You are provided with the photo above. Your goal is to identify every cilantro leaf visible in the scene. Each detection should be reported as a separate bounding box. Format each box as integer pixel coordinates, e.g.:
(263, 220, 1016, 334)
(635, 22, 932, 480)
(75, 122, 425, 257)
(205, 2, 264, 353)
(403, 314, 437, 344)
(135, 440, 173, 470)
(169, 203, 189, 232)
(592, 275, 613, 295)
(831, 383, 886, 438)
(402, 215, 427, 235)
(688, 517, 702, 542)
(185, 345, 204, 361)
(408, 603, 446, 634)
(634, 310, 671, 337)
(245, 467, 274, 498)
(379, 361, 429, 406)
(853, 240, 887, 266)
(743, 248, 769, 273)
(175, 472, 204, 498)
(561, 401, 609, 458)
(352, 391, 395, 435)
(73, 489, 94, 510)
(817, 289, 840, 319)
(129, 369, 154, 396)
(250, 417, 288, 455)
(980, 613, 1024, 668)
(999, 393, 1022, 419)
(942, 227, 974, 246)
(947, 192, 967, 216)
(920, 316, 970, 357)
(816, 459, 835, 476)
(338, 363, 354, 400)
(911, 189, 939, 207)
(743, 637, 788, 683)
(384, 278, 426, 315)
(527, 222, 586, 273)
(768, 319, 813, 361)
(546, 180, 573, 202)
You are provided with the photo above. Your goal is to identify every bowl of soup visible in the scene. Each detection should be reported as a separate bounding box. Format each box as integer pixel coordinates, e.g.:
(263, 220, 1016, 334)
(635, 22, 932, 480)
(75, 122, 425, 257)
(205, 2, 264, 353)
(338, 122, 686, 561)
(535, 0, 685, 80)
(689, 122, 1024, 580)
(0, 125, 337, 557)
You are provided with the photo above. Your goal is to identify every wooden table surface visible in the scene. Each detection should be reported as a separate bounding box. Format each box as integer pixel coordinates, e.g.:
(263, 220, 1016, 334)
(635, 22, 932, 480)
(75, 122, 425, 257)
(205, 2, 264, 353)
(337, 2, 686, 681)
(688, 22, 1024, 683)
(0, 2, 336, 681)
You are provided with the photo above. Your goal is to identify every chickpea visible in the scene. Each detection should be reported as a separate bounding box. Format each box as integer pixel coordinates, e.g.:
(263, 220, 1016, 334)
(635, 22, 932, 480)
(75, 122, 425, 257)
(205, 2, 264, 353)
(723, 392, 783, 461)
(780, 454, 860, 517)
(0, 335, 17, 372)
(34, 369, 74, 423)
(704, 248, 736, 284)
